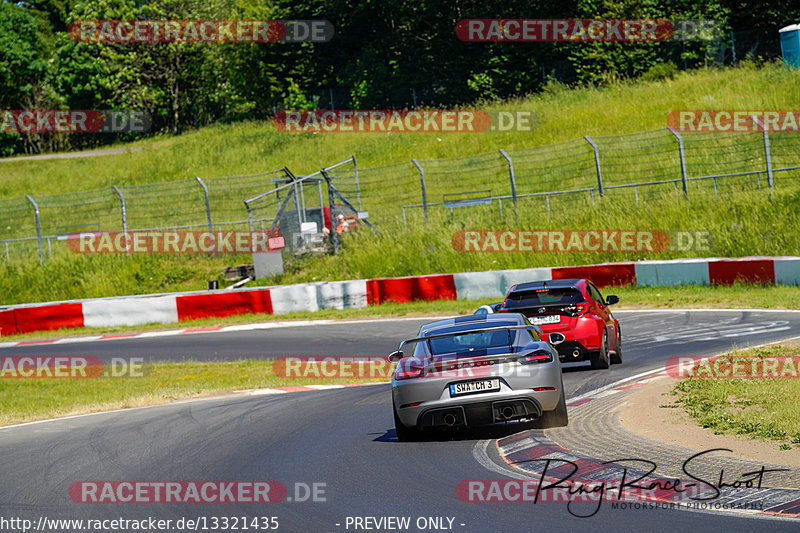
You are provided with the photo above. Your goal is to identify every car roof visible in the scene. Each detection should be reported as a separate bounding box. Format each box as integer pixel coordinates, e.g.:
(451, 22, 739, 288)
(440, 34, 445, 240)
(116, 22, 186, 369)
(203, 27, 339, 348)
(420, 313, 526, 334)
(508, 278, 586, 292)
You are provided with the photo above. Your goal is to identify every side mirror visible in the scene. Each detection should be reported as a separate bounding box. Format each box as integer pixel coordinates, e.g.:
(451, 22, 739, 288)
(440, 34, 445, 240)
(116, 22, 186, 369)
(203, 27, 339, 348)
(388, 350, 405, 362)
(605, 295, 619, 305)
(474, 303, 502, 315)
(548, 332, 565, 345)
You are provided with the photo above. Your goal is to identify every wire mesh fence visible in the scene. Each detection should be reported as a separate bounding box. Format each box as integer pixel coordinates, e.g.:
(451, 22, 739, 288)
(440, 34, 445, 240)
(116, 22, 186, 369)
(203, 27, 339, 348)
(3, 125, 800, 265)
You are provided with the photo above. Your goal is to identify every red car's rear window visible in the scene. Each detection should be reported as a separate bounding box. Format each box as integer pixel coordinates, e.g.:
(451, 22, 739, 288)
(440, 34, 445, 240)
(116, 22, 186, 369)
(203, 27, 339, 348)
(504, 288, 582, 309)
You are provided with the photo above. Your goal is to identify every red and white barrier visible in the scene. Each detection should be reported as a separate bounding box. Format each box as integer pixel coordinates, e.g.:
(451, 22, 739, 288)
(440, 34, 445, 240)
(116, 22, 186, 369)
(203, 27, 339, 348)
(84, 295, 179, 328)
(0, 256, 797, 336)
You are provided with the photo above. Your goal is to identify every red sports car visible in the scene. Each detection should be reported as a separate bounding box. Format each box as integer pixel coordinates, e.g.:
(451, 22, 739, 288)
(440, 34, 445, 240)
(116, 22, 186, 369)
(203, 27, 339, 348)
(495, 278, 621, 369)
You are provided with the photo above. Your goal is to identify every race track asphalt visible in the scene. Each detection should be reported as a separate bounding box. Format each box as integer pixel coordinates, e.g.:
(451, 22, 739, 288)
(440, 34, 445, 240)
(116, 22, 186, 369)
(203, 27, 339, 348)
(1, 309, 799, 532)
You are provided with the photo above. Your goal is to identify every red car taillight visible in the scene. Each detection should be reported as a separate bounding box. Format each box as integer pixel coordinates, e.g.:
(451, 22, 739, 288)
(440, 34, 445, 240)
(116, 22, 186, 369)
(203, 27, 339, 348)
(518, 350, 553, 364)
(395, 363, 424, 380)
(563, 302, 591, 317)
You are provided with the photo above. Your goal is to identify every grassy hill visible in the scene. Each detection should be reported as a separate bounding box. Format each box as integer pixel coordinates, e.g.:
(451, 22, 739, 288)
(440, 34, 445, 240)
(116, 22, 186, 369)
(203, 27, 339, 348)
(2, 61, 799, 305)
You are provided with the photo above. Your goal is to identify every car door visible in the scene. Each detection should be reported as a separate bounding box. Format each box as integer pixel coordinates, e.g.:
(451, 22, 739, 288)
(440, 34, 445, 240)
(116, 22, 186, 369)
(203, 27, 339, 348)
(587, 282, 616, 343)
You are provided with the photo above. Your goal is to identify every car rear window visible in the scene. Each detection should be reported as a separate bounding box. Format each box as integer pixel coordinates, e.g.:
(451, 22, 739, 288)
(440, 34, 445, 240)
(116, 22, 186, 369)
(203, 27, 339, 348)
(428, 330, 511, 355)
(423, 320, 519, 355)
(504, 287, 582, 309)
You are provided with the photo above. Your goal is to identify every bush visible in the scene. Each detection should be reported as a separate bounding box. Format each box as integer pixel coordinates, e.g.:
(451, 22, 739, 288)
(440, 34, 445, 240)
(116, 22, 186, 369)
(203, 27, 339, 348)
(641, 62, 679, 82)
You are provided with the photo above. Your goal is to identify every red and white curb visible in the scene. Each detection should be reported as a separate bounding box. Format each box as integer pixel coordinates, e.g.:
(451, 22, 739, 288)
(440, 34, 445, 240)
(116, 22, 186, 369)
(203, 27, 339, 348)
(2, 256, 798, 336)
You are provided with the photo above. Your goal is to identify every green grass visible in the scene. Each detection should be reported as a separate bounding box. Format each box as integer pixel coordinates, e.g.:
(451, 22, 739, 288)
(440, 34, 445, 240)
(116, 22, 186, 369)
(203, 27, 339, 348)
(261, 189, 800, 285)
(2, 62, 800, 305)
(3, 184, 799, 306)
(1, 62, 797, 197)
(2, 283, 799, 342)
(670, 344, 800, 450)
(0, 359, 387, 427)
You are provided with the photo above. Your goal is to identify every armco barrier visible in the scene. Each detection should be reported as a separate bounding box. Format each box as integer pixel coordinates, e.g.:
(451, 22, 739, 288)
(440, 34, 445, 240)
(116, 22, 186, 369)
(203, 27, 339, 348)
(84, 295, 179, 328)
(633, 259, 712, 286)
(775, 258, 800, 285)
(0, 257, 798, 336)
(0, 302, 84, 335)
(552, 262, 637, 287)
(366, 274, 457, 305)
(708, 258, 775, 285)
(176, 290, 272, 321)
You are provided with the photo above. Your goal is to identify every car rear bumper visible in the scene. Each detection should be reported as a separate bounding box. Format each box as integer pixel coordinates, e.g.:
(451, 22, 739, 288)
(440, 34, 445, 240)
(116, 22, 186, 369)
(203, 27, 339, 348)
(393, 373, 562, 429)
(415, 396, 544, 429)
(555, 340, 593, 362)
(540, 317, 604, 353)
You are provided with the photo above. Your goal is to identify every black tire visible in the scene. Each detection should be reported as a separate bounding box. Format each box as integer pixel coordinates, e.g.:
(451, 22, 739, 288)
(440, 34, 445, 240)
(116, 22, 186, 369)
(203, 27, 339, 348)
(590, 331, 610, 369)
(393, 400, 421, 442)
(610, 328, 623, 365)
(533, 380, 569, 429)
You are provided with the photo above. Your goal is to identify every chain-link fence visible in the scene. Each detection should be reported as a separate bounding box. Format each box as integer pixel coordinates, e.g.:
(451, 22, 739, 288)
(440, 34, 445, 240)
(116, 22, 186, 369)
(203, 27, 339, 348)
(0, 169, 286, 264)
(3, 123, 800, 265)
(327, 125, 800, 229)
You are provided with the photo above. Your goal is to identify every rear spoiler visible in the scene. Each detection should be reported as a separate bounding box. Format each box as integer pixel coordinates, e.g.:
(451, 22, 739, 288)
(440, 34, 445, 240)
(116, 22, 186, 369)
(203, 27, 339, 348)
(389, 324, 563, 362)
(396, 324, 541, 351)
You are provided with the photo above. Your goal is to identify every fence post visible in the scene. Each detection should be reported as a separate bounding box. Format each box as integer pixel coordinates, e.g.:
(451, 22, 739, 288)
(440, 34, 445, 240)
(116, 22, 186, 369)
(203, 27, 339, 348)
(584, 136, 604, 197)
(499, 149, 518, 223)
(751, 116, 774, 193)
(352, 154, 361, 211)
(195, 177, 213, 234)
(412, 159, 427, 223)
(244, 199, 255, 234)
(111, 186, 128, 234)
(111, 186, 129, 253)
(25, 195, 44, 266)
(323, 171, 339, 253)
(668, 127, 689, 198)
(281, 167, 305, 230)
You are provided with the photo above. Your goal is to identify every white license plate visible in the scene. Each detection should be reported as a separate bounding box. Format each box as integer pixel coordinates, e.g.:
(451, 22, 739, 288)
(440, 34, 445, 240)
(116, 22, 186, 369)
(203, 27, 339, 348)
(449, 378, 501, 396)
(531, 315, 561, 325)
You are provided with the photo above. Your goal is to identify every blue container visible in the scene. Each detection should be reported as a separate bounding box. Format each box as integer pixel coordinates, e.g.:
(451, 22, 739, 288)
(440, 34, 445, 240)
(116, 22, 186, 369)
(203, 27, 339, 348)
(780, 24, 800, 68)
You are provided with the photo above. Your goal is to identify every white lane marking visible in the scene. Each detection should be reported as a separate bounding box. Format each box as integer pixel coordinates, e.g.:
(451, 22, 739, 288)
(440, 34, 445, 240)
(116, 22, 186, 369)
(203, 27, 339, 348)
(0, 381, 390, 430)
(0, 394, 237, 431)
(568, 332, 800, 405)
(614, 308, 800, 313)
(472, 439, 531, 480)
(53, 336, 103, 344)
(0, 316, 454, 349)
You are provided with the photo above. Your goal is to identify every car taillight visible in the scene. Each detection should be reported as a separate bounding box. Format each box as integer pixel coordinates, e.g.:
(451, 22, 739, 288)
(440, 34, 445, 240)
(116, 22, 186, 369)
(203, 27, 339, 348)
(563, 302, 591, 316)
(518, 350, 553, 364)
(395, 365, 424, 380)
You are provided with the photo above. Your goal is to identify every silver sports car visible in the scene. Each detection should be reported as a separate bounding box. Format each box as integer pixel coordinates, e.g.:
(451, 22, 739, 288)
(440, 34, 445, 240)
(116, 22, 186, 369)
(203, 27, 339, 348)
(389, 313, 568, 441)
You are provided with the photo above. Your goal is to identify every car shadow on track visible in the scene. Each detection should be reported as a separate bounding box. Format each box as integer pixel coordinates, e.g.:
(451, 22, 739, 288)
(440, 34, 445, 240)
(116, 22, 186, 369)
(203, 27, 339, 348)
(561, 362, 594, 372)
(373, 424, 540, 443)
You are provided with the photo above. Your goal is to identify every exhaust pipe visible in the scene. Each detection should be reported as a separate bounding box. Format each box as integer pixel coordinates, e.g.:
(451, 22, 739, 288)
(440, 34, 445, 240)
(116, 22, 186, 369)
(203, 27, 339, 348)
(500, 406, 515, 420)
(572, 348, 581, 358)
(443, 413, 457, 427)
